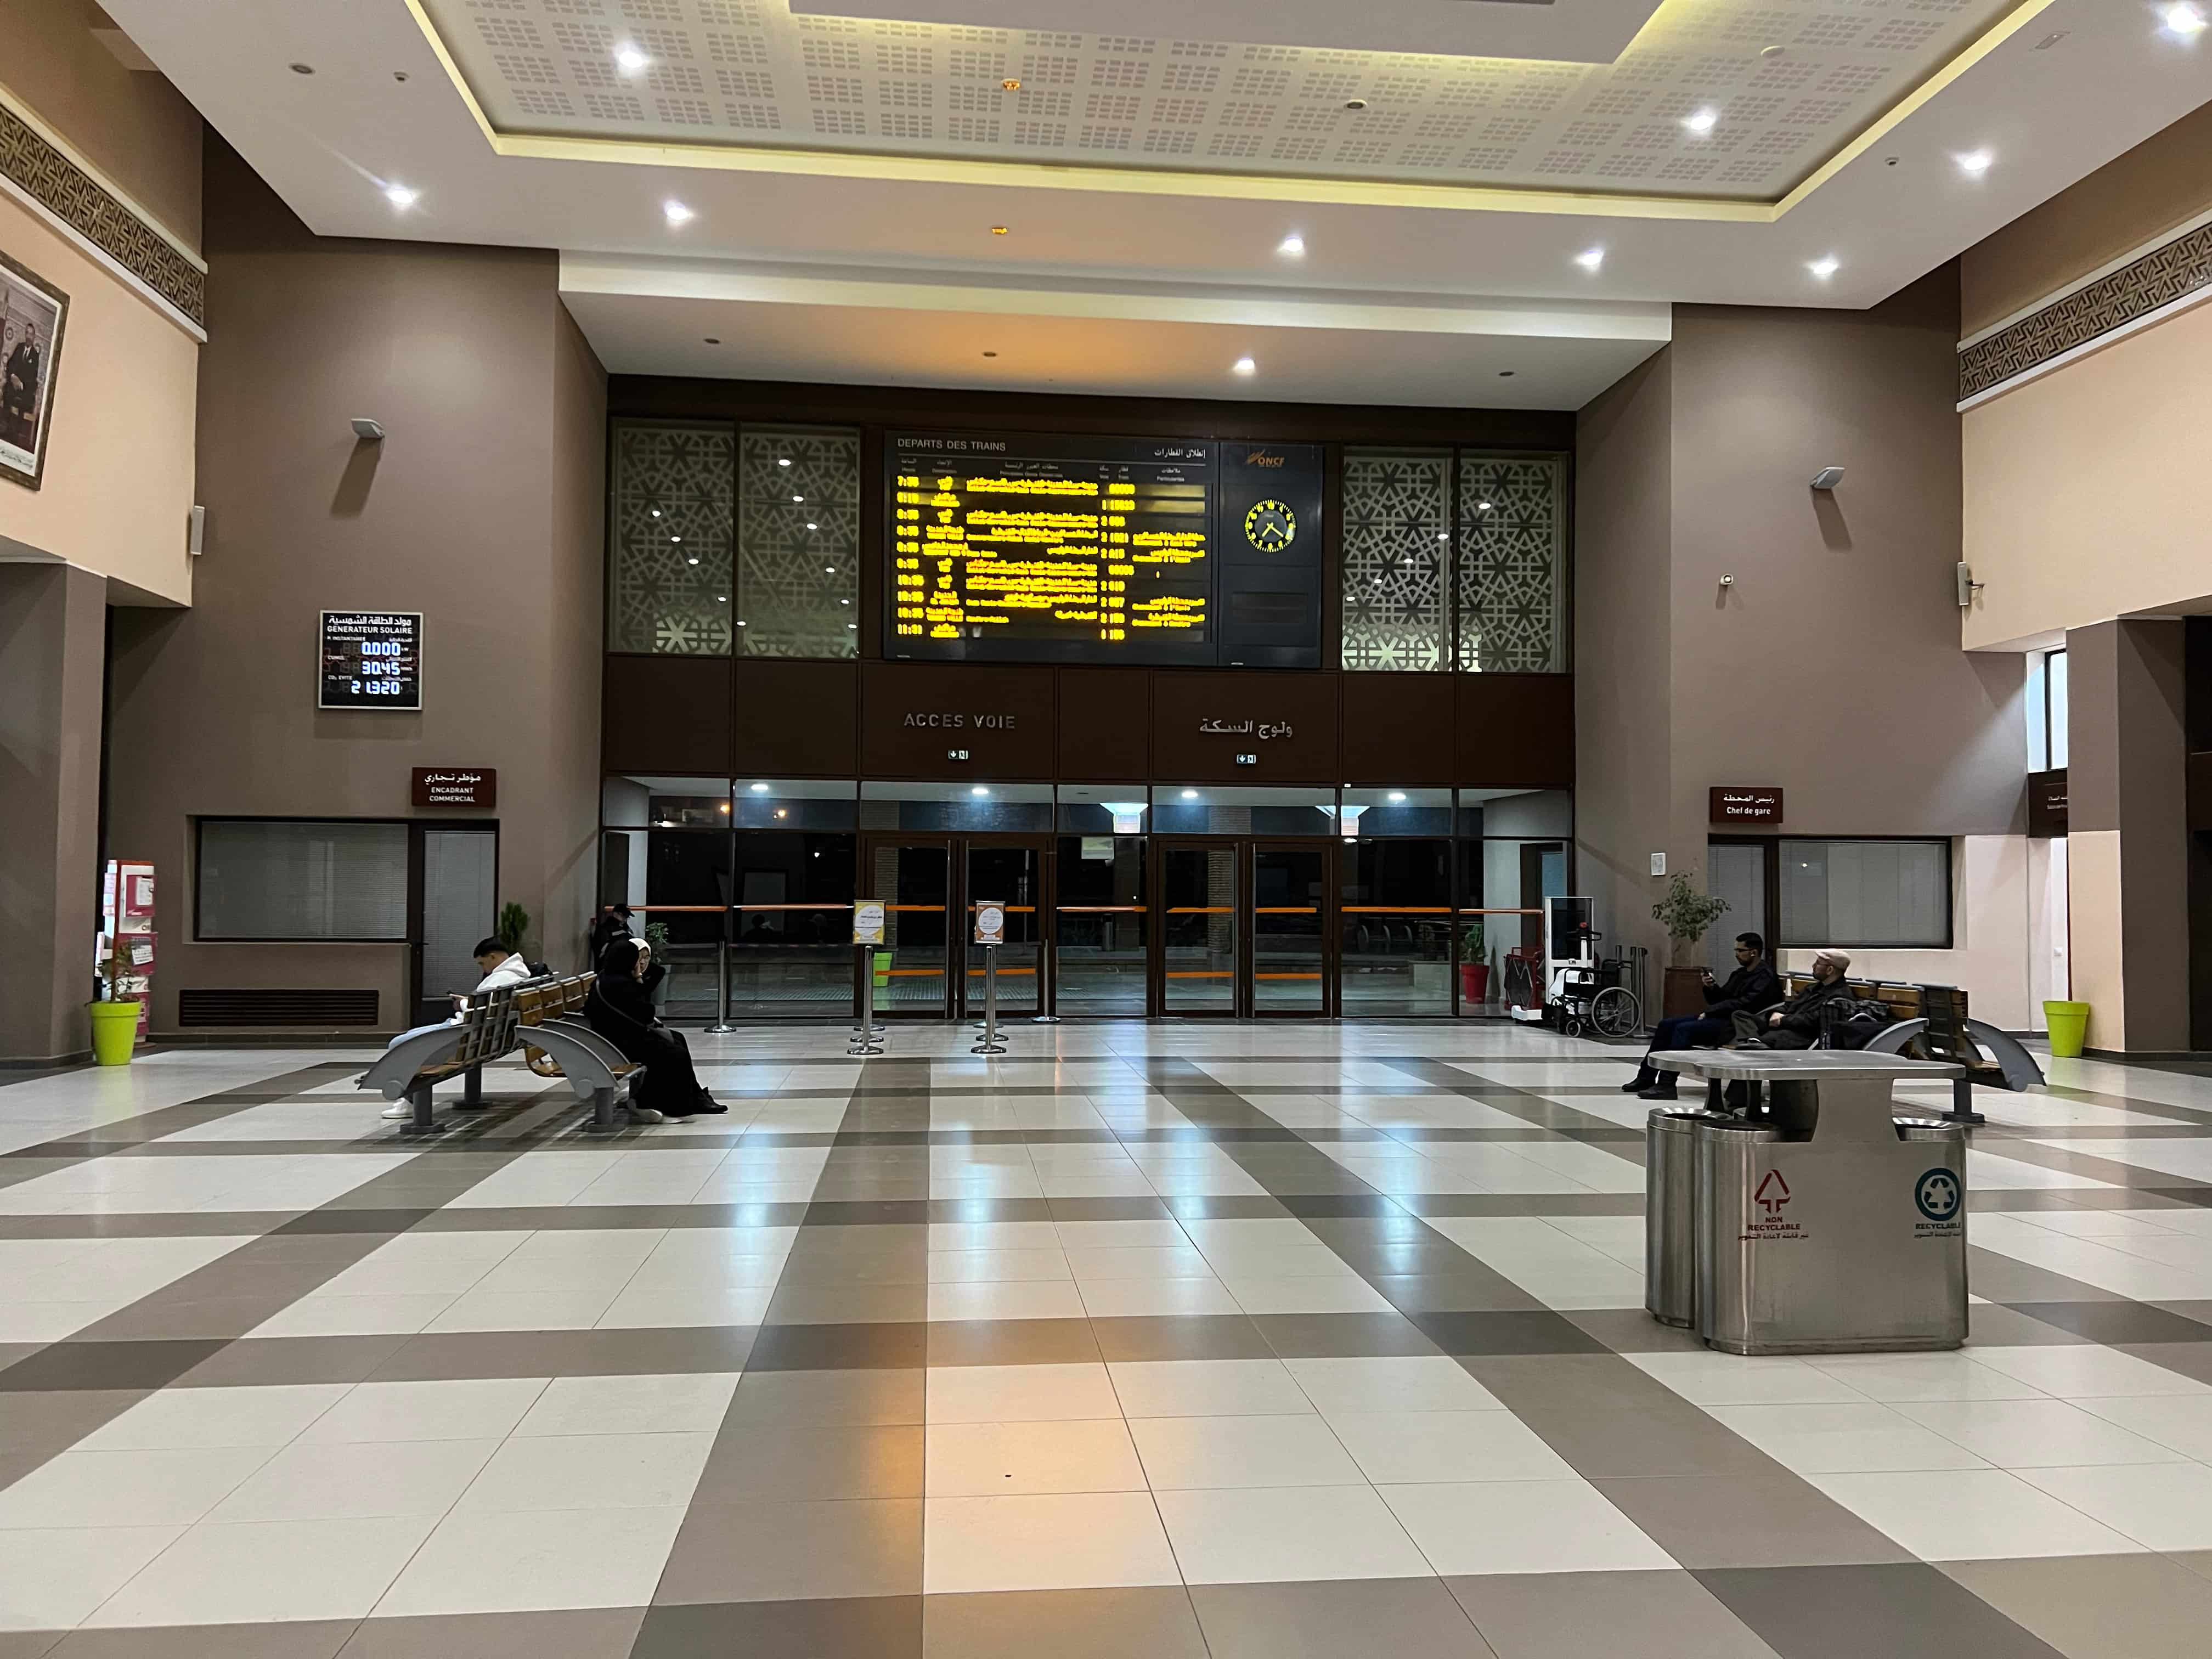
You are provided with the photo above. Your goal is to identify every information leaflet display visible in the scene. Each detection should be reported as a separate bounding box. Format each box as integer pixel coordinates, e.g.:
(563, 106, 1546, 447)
(889, 433, 1217, 666)
(319, 611, 422, 710)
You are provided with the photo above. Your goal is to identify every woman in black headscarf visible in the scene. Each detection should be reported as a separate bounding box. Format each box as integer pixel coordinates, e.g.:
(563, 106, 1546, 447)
(585, 937, 725, 1119)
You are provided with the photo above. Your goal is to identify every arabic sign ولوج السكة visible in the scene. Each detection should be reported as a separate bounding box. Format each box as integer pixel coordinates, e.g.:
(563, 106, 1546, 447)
(1709, 786, 1782, 825)
(1199, 718, 1295, 740)
(411, 768, 497, 809)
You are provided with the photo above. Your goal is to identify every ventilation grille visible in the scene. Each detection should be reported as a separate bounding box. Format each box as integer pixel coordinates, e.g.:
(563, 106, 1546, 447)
(178, 989, 381, 1028)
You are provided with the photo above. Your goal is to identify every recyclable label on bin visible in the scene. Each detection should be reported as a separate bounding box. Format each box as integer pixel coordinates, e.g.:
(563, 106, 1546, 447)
(973, 903, 1005, 947)
(1739, 1169, 1806, 1243)
(853, 902, 886, 946)
(1913, 1168, 1963, 1237)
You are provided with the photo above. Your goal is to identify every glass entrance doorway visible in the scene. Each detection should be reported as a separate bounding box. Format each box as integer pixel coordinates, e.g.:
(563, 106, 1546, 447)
(861, 836, 1050, 1018)
(1252, 845, 1328, 1014)
(962, 842, 1043, 1018)
(1160, 843, 1239, 1014)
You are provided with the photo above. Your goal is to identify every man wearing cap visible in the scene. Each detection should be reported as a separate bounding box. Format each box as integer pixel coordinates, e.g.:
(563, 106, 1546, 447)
(1732, 949, 1859, 1049)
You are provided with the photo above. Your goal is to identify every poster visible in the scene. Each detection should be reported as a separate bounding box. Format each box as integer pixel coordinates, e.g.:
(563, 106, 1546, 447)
(0, 250, 68, 490)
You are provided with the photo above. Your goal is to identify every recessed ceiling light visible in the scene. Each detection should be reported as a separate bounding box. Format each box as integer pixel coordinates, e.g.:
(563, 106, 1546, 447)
(1477, 500, 1493, 512)
(614, 42, 650, 72)
(1574, 246, 1605, 272)
(1759, 44, 1785, 60)
(1497, 370, 1515, 378)
(777, 457, 791, 466)
(649, 508, 662, 518)
(663, 199, 695, 225)
(1387, 791, 1407, 803)
(685, 557, 698, 566)
(383, 183, 418, 210)
(1955, 150, 1994, 177)
(990, 225, 1010, 235)
(703, 336, 720, 345)
(983, 350, 999, 358)
(1181, 789, 1199, 800)
(1344, 98, 1369, 111)
(1277, 232, 1306, 257)
(1808, 256, 1841, 279)
(970, 785, 990, 797)
(792, 494, 804, 503)
(736, 620, 747, 627)
(1682, 106, 1719, 135)
(1437, 532, 1449, 541)
(715, 595, 728, 603)
(807, 522, 819, 531)
(289, 62, 315, 75)
(1233, 357, 1257, 376)
(2164, 4, 2208, 38)
(824, 565, 836, 573)
(751, 782, 770, 793)
(1002, 78, 1022, 91)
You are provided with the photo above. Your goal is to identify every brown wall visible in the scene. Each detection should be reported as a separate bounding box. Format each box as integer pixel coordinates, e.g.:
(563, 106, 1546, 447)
(1575, 271, 2024, 968)
(1572, 351, 1674, 968)
(606, 656, 1577, 791)
(105, 143, 606, 1035)
(1961, 101, 2212, 338)
(0, 0, 201, 249)
(1668, 271, 2024, 849)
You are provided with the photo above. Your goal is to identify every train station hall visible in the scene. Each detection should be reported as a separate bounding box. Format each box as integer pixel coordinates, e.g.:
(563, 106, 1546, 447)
(4, 1, 2212, 1654)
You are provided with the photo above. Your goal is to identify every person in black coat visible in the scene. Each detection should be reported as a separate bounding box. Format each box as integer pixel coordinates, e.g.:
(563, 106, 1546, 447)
(1732, 949, 1859, 1050)
(1626, 932, 1780, 1099)
(588, 905, 636, 964)
(585, 937, 725, 1119)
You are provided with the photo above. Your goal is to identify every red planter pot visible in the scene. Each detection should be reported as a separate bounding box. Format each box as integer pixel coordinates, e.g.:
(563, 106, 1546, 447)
(1459, 963, 1492, 1005)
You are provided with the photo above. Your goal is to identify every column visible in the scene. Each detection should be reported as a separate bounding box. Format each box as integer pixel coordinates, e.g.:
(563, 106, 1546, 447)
(2066, 619, 2187, 1052)
(0, 563, 106, 1063)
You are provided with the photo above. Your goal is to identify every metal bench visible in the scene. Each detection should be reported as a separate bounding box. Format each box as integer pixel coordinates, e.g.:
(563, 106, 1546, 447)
(357, 972, 656, 1130)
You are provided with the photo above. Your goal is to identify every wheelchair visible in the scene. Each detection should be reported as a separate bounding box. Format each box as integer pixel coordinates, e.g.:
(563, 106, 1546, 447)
(1543, 932, 1641, 1039)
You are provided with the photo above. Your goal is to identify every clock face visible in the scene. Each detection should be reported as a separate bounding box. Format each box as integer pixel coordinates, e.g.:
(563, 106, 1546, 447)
(1244, 499, 1296, 552)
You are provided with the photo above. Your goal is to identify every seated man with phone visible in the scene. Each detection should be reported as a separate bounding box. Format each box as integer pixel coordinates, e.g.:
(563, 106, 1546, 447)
(1623, 932, 1779, 1101)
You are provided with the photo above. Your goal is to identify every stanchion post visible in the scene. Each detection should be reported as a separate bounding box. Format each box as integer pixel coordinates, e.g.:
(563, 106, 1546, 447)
(1031, 935, 1060, 1024)
(970, 900, 1007, 1056)
(706, 931, 734, 1034)
(849, 899, 887, 1058)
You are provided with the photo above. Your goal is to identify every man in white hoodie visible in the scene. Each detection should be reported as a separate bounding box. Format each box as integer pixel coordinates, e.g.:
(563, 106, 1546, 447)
(380, 938, 538, 1118)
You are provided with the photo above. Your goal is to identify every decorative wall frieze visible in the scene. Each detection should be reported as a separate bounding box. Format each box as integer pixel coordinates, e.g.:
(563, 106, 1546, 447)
(0, 87, 205, 337)
(1959, 213, 2212, 408)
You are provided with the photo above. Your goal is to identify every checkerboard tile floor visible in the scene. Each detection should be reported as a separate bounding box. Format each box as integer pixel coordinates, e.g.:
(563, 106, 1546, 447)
(5, 1029, 2212, 1656)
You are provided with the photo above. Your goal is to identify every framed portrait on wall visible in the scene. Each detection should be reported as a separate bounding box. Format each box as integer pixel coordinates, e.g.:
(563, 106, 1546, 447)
(0, 249, 69, 490)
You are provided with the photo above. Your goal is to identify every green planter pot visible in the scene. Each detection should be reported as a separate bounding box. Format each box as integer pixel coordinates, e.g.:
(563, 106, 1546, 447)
(87, 1000, 140, 1066)
(2043, 1000, 2090, 1060)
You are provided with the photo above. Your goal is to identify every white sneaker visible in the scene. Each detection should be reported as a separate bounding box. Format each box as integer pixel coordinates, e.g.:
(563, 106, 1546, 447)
(627, 1105, 666, 1125)
(381, 1103, 413, 1120)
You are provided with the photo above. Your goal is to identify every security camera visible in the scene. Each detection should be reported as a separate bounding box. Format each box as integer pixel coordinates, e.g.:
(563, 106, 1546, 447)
(350, 417, 385, 442)
(1810, 466, 1845, 490)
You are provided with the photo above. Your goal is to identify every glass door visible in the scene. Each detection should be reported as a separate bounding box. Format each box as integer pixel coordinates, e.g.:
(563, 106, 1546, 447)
(413, 826, 498, 1026)
(1054, 834, 1148, 1016)
(1252, 844, 1329, 1015)
(963, 840, 1045, 1018)
(1160, 842, 1239, 1014)
(1340, 838, 1453, 1017)
(865, 839, 952, 1017)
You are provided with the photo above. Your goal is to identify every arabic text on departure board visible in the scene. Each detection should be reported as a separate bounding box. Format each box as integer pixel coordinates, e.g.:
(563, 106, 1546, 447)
(889, 433, 1214, 665)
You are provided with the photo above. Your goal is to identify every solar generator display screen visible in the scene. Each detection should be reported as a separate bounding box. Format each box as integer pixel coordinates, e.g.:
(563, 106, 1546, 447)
(889, 433, 1214, 665)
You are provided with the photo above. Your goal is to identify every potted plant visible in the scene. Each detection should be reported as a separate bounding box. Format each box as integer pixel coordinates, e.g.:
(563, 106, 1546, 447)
(1458, 920, 1490, 1006)
(1651, 872, 1729, 1018)
(86, 934, 142, 1066)
(643, 919, 673, 1011)
(496, 901, 532, 961)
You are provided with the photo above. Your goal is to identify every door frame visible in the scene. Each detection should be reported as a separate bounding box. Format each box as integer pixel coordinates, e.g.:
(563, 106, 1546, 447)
(857, 831, 1058, 1019)
(407, 820, 501, 1028)
(1150, 836, 1339, 1019)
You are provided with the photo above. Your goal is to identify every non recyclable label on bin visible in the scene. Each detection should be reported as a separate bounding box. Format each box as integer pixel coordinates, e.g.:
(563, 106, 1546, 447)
(1739, 1168, 1806, 1243)
(1913, 1167, 1963, 1237)
(973, 902, 1005, 946)
(853, 902, 886, 946)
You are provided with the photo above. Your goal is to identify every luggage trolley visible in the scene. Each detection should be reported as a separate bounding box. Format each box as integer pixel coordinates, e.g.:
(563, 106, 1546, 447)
(1510, 896, 1641, 1039)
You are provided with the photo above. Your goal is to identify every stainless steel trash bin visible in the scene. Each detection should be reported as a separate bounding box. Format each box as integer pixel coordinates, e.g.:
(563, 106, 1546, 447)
(1698, 1111, 1969, 1356)
(1646, 1110, 1723, 1328)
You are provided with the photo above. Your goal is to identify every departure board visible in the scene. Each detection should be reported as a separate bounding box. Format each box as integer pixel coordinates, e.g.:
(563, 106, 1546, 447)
(889, 433, 1218, 666)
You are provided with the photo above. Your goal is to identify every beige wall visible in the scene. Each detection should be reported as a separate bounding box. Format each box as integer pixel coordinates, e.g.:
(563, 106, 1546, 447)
(0, 0, 201, 249)
(1962, 101, 2212, 338)
(1962, 296, 2212, 650)
(1576, 272, 2029, 1012)
(0, 190, 197, 603)
(106, 143, 606, 1036)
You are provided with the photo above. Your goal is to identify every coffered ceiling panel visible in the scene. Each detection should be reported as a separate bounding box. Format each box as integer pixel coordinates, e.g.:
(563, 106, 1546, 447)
(421, 0, 2018, 202)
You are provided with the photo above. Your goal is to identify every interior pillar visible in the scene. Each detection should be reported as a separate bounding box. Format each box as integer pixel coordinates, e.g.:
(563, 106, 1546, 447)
(0, 562, 108, 1064)
(2066, 618, 2188, 1053)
